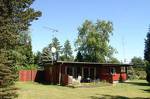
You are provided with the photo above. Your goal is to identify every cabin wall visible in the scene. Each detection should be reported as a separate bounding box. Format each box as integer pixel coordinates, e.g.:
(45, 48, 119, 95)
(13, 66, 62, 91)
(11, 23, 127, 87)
(44, 65, 60, 84)
(98, 66, 111, 82)
(98, 66, 127, 83)
(112, 66, 121, 82)
(61, 64, 68, 85)
(44, 64, 128, 85)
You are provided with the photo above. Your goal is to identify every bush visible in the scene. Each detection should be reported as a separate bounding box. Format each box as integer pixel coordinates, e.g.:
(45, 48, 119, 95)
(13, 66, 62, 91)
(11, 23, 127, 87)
(127, 67, 137, 80)
(127, 66, 147, 80)
(146, 63, 150, 83)
(134, 68, 146, 80)
(15, 64, 38, 71)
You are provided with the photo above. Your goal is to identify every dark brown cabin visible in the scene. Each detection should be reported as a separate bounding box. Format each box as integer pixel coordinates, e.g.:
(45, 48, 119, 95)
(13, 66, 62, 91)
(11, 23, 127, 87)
(43, 61, 131, 85)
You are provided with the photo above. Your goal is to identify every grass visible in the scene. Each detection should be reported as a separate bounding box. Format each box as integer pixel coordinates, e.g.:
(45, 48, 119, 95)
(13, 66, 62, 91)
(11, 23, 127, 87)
(15, 80, 150, 99)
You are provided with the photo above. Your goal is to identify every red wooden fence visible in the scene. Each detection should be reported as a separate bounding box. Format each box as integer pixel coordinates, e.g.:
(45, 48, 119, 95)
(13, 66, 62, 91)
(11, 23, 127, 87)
(19, 70, 37, 81)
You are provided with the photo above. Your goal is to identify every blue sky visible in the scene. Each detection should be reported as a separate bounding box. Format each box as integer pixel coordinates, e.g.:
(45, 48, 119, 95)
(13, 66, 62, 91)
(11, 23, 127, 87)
(30, 0, 150, 62)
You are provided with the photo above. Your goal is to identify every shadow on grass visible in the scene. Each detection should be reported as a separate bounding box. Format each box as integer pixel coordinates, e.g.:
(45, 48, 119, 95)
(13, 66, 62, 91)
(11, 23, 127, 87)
(90, 95, 149, 99)
(143, 89, 150, 92)
(125, 81, 149, 86)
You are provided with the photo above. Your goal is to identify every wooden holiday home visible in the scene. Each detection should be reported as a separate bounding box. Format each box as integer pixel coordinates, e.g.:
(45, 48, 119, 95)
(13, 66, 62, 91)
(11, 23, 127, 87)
(43, 61, 131, 85)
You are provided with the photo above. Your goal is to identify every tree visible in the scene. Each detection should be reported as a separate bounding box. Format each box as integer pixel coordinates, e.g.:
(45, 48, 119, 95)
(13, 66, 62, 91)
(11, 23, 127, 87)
(41, 47, 51, 62)
(75, 20, 114, 62)
(41, 37, 61, 63)
(61, 40, 74, 61)
(15, 31, 34, 65)
(131, 57, 146, 80)
(108, 57, 120, 63)
(0, 0, 41, 49)
(131, 57, 146, 67)
(144, 26, 150, 83)
(49, 37, 62, 60)
(0, 50, 18, 99)
(49, 37, 62, 52)
(34, 51, 42, 65)
(21, 31, 34, 65)
(75, 51, 83, 62)
(0, 0, 41, 98)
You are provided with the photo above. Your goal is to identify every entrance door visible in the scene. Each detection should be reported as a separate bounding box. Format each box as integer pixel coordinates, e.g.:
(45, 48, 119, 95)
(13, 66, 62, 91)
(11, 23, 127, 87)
(90, 68, 94, 80)
(83, 68, 89, 79)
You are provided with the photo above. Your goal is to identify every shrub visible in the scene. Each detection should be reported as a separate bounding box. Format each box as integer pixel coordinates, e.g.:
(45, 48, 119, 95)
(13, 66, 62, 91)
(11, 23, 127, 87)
(127, 67, 137, 80)
(15, 64, 38, 71)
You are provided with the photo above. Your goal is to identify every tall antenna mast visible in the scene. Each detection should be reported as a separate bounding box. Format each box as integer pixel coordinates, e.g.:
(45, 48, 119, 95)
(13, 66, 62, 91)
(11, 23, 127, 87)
(43, 26, 59, 63)
(43, 26, 58, 38)
(122, 36, 126, 63)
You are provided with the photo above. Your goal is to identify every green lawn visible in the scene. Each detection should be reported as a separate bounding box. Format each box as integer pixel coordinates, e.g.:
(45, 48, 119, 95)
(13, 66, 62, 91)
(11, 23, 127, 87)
(16, 80, 150, 99)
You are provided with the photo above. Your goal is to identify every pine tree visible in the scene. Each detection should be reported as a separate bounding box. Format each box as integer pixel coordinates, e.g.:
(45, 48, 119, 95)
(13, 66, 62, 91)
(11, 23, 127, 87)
(49, 37, 62, 60)
(15, 31, 34, 65)
(0, 50, 18, 99)
(144, 26, 150, 83)
(49, 37, 62, 53)
(75, 51, 83, 62)
(61, 40, 74, 61)
(41, 47, 51, 62)
(0, 0, 41, 98)
(34, 51, 42, 65)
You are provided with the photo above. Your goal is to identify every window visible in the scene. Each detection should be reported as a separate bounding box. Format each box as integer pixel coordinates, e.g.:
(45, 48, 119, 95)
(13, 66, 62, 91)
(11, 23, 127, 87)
(121, 67, 126, 72)
(110, 68, 116, 74)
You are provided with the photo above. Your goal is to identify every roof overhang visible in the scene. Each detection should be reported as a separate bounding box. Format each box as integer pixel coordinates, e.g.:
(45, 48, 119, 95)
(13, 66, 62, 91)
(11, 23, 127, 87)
(41, 61, 132, 67)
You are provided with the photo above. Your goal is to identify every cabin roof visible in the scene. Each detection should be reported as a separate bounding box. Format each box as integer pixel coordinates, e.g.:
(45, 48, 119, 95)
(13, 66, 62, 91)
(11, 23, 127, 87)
(42, 61, 132, 67)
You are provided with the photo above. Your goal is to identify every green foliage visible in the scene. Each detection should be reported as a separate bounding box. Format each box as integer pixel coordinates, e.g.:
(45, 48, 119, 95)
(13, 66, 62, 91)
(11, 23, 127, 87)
(0, 50, 18, 99)
(16, 31, 34, 65)
(8, 50, 26, 65)
(75, 51, 83, 62)
(144, 26, 150, 83)
(135, 70, 146, 80)
(131, 56, 146, 67)
(0, 0, 41, 98)
(130, 57, 147, 80)
(127, 66, 146, 80)
(0, 0, 41, 50)
(127, 67, 137, 80)
(75, 20, 114, 62)
(108, 57, 120, 63)
(41, 47, 51, 62)
(61, 40, 74, 61)
(34, 51, 42, 64)
(3, 28, 35, 67)
(41, 37, 62, 63)
(49, 37, 62, 53)
(144, 28, 150, 62)
(15, 64, 38, 71)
